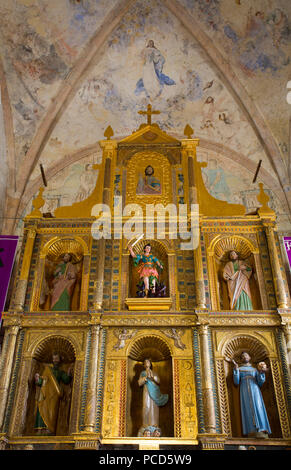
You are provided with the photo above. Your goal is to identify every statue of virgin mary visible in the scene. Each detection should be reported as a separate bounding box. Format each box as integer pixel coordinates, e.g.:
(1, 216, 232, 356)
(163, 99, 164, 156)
(138, 358, 168, 436)
(135, 40, 175, 100)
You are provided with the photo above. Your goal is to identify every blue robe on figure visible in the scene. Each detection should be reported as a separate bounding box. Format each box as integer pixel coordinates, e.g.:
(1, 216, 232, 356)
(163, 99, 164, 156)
(233, 365, 271, 436)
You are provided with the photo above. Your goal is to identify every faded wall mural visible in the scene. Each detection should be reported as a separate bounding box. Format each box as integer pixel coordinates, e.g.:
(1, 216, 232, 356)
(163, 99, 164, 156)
(0, 0, 290, 235)
(0, 0, 120, 163)
(29, 0, 281, 183)
(177, 0, 291, 153)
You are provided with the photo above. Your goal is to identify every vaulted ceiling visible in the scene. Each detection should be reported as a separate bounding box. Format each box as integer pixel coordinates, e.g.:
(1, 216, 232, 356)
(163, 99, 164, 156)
(0, 0, 290, 234)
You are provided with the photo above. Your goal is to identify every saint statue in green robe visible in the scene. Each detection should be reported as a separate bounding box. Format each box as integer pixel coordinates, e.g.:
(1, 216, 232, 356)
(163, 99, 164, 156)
(223, 250, 253, 310)
(50, 253, 77, 311)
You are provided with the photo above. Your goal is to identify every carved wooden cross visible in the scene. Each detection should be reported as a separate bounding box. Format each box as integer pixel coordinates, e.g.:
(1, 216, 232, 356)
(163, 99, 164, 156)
(138, 104, 160, 125)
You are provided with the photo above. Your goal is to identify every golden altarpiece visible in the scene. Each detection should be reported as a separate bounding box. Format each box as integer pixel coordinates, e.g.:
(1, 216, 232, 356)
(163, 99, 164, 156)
(1, 108, 291, 451)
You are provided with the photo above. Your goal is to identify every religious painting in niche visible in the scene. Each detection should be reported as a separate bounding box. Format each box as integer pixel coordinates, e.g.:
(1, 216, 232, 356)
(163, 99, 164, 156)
(40, 238, 83, 311)
(126, 336, 173, 438)
(126, 152, 172, 208)
(136, 165, 161, 195)
(135, 40, 176, 100)
(24, 337, 75, 436)
(213, 237, 261, 311)
(223, 337, 282, 439)
(128, 240, 168, 299)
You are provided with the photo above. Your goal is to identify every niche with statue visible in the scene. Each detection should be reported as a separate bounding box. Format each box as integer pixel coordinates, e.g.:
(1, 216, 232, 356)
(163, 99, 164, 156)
(126, 335, 173, 438)
(211, 236, 262, 311)
(223, 336, 282, 438)
(24, 336, 75, 436)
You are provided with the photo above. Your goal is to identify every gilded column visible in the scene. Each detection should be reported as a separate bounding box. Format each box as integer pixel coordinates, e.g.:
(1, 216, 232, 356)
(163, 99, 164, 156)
(9, 354, 31, 435)
(168, 253, 178, 310)
(0, 324, 20, 430)
(198, 323, 216, 434)
(13, 226, 37, 311)
(282, 323, 291, 369)
(253, 252, 269, 309)
(264, 223, 288, 309)
(194, 234, 207, 309)
(80, 253, 91, 311)
(93, 238, 105, 310)
(120, 252, 130, 309)
(99, 139, 117, 207)
(181, 138, 199, 206)
(83, 323, 101, 433)
(181, 139, 206, 309)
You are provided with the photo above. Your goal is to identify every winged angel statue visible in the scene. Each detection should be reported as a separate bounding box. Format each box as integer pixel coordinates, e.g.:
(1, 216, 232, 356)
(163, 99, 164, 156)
(162, 328, 186, 350)
(113, 328, 137, 351)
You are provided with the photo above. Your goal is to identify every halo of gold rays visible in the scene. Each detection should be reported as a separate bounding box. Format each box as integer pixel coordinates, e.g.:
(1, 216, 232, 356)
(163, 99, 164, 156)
(213, 236, 254, 262)
(46, 238, 84, 263)
(33, 336, 76, 363)
(223, 335, 268, 365)
(128, 335, 171, 362)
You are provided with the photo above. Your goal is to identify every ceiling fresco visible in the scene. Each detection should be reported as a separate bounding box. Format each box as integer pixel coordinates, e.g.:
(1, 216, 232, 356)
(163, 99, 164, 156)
(0, 0, 290, 234)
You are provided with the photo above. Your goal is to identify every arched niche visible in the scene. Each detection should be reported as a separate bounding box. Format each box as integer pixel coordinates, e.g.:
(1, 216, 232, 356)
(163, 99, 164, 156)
(126, 334, 173, 438)
(128, 238, 169, 299)
(221, 335, 281, 438)
(24, 335, 76, 437)
(32, 236, 90, 311)
(208, 235, 265, 310)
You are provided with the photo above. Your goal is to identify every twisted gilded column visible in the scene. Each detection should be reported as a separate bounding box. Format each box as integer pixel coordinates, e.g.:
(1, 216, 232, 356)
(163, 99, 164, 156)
(83, 323, 101, 433)
(9, 354, 31, 435)
(264, 222, 288, 309)
(0, 324, 20, 430)
(13, 226, 36, 311)
(282, 323, 291, 370)
(197, 323, 216, 434)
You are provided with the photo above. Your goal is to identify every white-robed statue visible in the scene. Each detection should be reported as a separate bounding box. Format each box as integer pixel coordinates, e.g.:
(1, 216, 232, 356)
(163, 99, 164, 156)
(135, 40, 175, 100)
(232, 351, 271, 438)
(138, 358, 168, 436)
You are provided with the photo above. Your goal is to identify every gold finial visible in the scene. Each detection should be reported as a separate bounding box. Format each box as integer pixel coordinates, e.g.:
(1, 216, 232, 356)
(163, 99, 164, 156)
(27, 187, 45, 218)
(184, 124, 194, 139)
(138, 104, 160, 125)
(257, 183, 270, 210)
(257, 182, 276, 219)
(104, 125, 114, 140)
